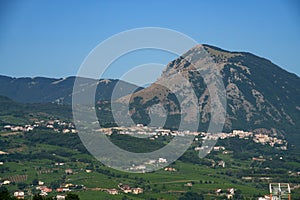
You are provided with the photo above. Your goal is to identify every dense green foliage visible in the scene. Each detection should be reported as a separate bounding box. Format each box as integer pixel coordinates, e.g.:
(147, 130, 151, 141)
(0, 186, 17, 200)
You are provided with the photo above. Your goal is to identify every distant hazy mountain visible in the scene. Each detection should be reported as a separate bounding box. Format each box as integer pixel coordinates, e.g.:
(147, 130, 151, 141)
(118, 45, 300, 140)
(0, 76, 142, 104)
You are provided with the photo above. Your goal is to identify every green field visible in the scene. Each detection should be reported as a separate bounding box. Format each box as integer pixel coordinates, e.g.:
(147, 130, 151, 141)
(1, 128, 299, 200)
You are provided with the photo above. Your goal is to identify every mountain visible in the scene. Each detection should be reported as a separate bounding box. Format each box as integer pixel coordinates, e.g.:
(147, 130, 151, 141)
(1, 45, 299, 142)
(117, 44, 300, 141)
(0, 76, 142, 104)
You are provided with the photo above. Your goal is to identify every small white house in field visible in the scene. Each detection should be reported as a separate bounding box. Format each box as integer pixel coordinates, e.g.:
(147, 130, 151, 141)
(227, 188, 235, 195)
(14, 191, 25, 199)
(4, 125, 11, 129)
(158, 158, 167, 163)
(65, 168, 73, 174)
(0, 151, 8, 155)
(132, 188, 143, 194)
(106, 189, 118, 195)
(56, 194, 66, 200)
(3, 180, 11, 185)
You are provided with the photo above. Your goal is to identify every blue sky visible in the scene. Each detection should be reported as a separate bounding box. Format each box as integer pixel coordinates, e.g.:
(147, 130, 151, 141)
(0, 0, 299, 79)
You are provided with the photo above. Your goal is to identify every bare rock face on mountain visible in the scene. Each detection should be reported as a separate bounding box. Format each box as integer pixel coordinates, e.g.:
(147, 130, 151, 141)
(119, 45, 300, 140)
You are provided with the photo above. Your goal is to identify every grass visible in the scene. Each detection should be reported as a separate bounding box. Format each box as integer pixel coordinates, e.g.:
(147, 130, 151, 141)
(1, 131, 299, 200)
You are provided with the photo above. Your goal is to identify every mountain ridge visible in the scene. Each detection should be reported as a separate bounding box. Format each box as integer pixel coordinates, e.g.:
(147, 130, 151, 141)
(118, 44, 300, 141)
(0, 44, 299, 142)
(0, 75, 143, 104)
(203, 44, 300, 77)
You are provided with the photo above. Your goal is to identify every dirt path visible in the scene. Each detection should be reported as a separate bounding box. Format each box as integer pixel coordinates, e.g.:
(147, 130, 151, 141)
(153, 179, 199, 184)
(1, 132, 23, 136)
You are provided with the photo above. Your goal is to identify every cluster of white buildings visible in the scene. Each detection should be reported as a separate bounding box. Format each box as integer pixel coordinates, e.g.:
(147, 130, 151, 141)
(215, 187, 236, 199)
(99, 125, 198, 139)
(117, 183, 143, 195)
(98, 126, 287, 150)
(3, 119, 77, 134)
(3, 121, 287, 150)
(200, 130, 288, 150)
(13, 191, 25, 199)
(129, 157, 168, 172)
(104, 183, 144, 195)
(253, 133, 286, 149)
(0, 179, 11, 185)
(3, 125, 34, 132)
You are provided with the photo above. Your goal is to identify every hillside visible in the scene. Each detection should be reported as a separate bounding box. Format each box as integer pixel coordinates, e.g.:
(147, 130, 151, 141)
(0, 95, 71, 126)
(1, 95, 300, 199)
(117, 44, 300, 142)
(0, 44, 299, 142)
(0, 76, 142, 104)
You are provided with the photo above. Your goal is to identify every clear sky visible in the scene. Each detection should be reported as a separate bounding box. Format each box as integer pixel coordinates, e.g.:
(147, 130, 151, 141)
(0, 0, 299, 80)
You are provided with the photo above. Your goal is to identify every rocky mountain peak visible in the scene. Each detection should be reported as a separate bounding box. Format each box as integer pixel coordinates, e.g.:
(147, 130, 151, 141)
(122, 45, 300, 140)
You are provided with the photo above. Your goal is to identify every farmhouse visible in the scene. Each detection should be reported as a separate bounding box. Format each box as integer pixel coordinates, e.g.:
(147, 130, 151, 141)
(252, 157, 266, 162)
(55, 162, 65, 166)
(41, 187, 52, 193)
(130, 165, 146, 171)
(215, 188, 222, 194)
(62, 188, 71, 192)
(14, 191, 25, 199)
(119, 184, 132, 193)
(3, 180, 11, 185)
(123, 185, 131, 193)
(65, 168, 73, 174)
(158, 158, 167, 163)
(218, 160, 226, 168)
(11, 126, 24, 131)
(56, 194, 66, 200)
(213, 146, 225, 151)
(106, 189, 119, 195)
(40, 191, 48, 196)
(0, 151, 8, 155)
(4, 125, 11, 129)
(164, 167, 176, 172)
(184, 182, 193, 187)
(227, 188, 235, 195)
(63, 129, 70, 133)
(63, 183, 74, 188)
(132, 187, 143, 194)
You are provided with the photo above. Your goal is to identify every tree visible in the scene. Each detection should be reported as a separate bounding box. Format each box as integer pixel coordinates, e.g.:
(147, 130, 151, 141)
(33, 194, 44, 200)
(50, 180, 61, 189)
(0, 186, 17, 200)
(32, 179, 39, 186)
(17, 182, 27, 190)
(0, 186, 11, 200)
(233, 189, 244, 200)
(179, 192, 204, 200)
(65, 193, 80, 200)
